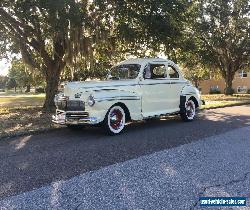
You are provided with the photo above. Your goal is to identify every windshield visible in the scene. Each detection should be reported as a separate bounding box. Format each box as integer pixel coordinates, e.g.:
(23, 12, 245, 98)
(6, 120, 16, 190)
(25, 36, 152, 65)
(109, 64, 141, 80)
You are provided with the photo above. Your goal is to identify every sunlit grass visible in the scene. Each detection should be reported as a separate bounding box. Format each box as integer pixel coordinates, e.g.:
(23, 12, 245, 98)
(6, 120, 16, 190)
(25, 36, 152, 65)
(0, 93, 45, 107)
(201, 94, 250, 109)
(202, 94, 250, 101)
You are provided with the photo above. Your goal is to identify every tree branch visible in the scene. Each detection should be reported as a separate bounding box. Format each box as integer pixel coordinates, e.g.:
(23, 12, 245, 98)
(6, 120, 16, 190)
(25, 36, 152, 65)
(0, 7, 53, 68)
(0, 7, 35, 36)
(19, 42, 40, 70)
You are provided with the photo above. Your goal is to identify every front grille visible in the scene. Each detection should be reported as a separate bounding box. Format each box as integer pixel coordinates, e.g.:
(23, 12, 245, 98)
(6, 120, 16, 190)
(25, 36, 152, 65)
(67, 100, 85, 111)
(66, 112, 89, 120)
(56, 100, 85, 111)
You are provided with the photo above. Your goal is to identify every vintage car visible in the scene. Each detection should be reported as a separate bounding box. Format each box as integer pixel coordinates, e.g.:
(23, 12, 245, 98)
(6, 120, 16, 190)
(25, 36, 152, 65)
(52, 58, 202, 134)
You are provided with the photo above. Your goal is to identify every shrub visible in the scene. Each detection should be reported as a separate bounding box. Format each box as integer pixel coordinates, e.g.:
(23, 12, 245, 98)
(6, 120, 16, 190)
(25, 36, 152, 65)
(209, 89, 221, 94)
(35, 87, 45, 93)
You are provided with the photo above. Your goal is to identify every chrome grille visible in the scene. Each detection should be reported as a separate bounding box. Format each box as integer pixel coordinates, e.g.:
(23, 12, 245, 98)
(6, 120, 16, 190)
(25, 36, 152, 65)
(55, 99, 85, 111)
(66, 112, 89, 120)
(67, 100, 85, 111)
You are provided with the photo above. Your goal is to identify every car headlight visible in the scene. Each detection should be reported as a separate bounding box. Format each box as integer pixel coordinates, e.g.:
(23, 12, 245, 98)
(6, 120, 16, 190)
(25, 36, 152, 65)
(87, 95, 95, 106)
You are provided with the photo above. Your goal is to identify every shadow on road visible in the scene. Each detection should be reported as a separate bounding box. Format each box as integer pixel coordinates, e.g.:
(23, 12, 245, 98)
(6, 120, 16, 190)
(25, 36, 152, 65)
(0, 105, 250, 198)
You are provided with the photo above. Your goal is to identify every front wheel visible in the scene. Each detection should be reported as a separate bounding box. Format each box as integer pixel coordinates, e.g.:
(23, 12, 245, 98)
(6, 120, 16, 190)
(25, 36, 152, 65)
(103, 105, 126, 135)
(180, 99, 196, 122)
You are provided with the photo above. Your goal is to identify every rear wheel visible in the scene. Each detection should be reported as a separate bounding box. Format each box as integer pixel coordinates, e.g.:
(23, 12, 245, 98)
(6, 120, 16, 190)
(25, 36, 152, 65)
(103, 105, 126, 135)
(180, 99, 196, 121)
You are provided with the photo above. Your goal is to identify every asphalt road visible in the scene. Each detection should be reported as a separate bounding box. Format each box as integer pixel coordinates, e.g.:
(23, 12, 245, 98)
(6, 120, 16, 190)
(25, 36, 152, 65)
(0, 105, 250, 206)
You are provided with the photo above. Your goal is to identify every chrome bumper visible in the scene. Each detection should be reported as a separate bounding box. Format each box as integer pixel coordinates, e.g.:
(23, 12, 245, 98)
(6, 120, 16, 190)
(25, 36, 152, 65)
(52, 110, 98, 125)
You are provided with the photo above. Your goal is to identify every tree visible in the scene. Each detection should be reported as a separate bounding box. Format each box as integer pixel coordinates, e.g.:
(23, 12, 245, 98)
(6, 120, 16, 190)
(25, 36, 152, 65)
(0, 0, 192, 111)
(62, 0, 191, 81)
(182, 66, 210, 88)
(0, 0, 86, 110)
(0, 75, 8, 90)
(186, 0, 250, 95)
(108, 0, 190, 59)
(8, 58, 34, 92)
(6, 78, 17, 92)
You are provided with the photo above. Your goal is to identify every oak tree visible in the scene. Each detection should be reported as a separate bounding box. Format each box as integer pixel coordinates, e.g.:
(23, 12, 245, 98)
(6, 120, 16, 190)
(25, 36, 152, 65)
(187, 0, 250, 95)
(0, 0, 86, 110)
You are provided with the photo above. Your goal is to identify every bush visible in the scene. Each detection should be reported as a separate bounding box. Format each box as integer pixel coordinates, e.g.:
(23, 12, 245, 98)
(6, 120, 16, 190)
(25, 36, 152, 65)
(35, 87, 45, 93)
(247, 89, 250, 94)
(209, 89, 221, 94)
(0, 89, 5, 92)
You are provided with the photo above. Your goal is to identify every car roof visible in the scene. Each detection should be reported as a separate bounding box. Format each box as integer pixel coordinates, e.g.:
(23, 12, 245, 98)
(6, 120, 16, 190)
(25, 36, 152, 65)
(118, 58, 169, 65)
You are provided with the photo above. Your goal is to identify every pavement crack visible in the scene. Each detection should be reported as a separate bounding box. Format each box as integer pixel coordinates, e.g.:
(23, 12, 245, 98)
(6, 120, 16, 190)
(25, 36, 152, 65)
(190, 172, 250, 210)
(74, 201, 84, 210)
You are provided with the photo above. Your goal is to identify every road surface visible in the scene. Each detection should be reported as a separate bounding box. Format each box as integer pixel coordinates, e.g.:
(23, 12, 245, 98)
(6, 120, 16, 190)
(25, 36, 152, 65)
(0, 105, 250, 209)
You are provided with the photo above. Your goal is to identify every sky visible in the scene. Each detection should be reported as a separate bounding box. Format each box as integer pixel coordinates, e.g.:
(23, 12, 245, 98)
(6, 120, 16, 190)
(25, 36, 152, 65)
(0, 59, 10, 76)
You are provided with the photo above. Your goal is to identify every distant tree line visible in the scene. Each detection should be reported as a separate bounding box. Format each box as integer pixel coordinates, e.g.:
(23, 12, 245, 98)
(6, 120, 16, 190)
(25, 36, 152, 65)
(0, 58, 45, 92)
(0, 0, 249, 110)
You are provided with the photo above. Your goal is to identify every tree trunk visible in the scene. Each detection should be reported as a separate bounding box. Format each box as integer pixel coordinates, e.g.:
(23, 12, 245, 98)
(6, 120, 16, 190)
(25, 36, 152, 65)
(43, 65, 61, 112)
(194, 79, 199, 88)
(224, 72, 234, 95)
(25, 84, 31, 92)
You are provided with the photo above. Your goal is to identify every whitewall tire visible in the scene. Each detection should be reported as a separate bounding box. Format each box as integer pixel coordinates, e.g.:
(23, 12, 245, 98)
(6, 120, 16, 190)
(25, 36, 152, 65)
(180, 99, 196, 121)
(104, 106, 126, 135)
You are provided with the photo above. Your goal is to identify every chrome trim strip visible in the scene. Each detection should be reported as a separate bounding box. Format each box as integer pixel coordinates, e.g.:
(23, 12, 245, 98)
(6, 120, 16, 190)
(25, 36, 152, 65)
(140, 81, 187, 85)
(95, 96, 140, 102)
(78, 81, 187, 90)
(56, 109, 87, 113)
(80, 84, 139, 89)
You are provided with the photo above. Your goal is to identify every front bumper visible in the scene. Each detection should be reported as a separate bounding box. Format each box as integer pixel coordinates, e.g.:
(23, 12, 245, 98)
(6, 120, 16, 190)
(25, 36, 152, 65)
(52, 110, 98, 125)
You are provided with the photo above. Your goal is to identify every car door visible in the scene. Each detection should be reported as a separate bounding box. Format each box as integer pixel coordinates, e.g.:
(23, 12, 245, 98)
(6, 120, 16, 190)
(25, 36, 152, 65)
(167, 62, 187, 111)
(139, 62, 173, 117)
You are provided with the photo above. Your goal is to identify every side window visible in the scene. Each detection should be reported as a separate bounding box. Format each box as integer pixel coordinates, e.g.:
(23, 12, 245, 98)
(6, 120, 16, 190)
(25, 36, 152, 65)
(168, 65, 179, 78)
(144, 64, 167, 79)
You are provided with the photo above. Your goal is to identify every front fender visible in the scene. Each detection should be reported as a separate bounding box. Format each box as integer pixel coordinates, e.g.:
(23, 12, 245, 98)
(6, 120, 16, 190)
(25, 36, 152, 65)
(93, 90, 140, 102)
(181, 84, 201, 107)
(87, 90, 142, 121)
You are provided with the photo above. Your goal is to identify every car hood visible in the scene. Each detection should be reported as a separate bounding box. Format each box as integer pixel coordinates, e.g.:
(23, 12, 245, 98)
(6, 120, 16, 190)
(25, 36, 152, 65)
(63, 80, 138, 96)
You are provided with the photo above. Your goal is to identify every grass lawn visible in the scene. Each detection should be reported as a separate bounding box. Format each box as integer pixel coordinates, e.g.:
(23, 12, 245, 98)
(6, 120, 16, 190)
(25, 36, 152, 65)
(0, 92, 250, 139)
(0, 92, 59, 138)
(201, 94, 250, 109)
(0, 92, 45, 107)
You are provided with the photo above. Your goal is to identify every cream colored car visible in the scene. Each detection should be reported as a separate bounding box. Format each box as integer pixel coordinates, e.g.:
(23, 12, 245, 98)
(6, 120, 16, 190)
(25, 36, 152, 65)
(53, 58, 202, 134)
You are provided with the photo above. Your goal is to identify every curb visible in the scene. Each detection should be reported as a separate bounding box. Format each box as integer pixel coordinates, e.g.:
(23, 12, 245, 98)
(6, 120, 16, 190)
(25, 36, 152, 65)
(200, 102, 250, 111)
(0, 127, 64, 141)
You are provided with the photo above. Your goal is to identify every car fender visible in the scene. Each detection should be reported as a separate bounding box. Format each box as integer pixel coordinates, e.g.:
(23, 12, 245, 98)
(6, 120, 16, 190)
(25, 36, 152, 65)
(180, 84, 201, 108)
(89, 90, 142, 121)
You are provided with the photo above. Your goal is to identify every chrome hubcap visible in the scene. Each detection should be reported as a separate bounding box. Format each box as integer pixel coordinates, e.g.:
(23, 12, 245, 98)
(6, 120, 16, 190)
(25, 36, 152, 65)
(186, 101, 195, 119)
(110, 109, 123, 130)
